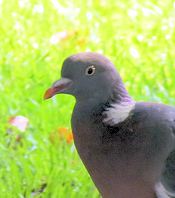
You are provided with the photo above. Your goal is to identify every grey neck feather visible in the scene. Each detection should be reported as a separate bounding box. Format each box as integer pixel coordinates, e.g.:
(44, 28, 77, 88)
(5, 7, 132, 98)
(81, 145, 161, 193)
(75, 79, 135, 126)
(110, 81, 133, 104)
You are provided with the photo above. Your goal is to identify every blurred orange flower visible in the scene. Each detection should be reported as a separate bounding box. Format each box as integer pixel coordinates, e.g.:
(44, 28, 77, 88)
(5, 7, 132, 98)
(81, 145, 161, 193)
(49, 127, 73, 144)
(66, 132, 73, 144)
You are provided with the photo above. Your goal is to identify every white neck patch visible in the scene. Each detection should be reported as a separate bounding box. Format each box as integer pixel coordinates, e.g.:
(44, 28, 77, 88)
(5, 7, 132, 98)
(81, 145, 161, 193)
(103, 102, 135, 126)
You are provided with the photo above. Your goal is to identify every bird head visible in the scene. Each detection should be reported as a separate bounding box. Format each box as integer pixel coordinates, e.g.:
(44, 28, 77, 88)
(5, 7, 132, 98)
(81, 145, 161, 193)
(44, 52, 129, 103)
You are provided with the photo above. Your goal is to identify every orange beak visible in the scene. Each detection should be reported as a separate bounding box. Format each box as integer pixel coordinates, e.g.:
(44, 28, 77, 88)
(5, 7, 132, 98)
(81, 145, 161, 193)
(44, 78, 72, 100)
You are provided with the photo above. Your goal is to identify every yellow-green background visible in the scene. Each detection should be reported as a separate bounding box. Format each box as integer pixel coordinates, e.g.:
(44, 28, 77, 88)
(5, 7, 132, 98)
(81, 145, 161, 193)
(0, 0, 175, 197)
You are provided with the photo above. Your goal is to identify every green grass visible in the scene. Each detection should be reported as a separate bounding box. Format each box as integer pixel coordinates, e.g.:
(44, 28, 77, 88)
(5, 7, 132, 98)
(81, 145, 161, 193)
(0, 0, 175, 197)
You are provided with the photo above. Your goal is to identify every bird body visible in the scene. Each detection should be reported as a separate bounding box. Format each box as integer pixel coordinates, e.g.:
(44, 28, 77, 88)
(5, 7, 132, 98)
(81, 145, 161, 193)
(44, 52, 175, 198)
(72, 101, 175, 198)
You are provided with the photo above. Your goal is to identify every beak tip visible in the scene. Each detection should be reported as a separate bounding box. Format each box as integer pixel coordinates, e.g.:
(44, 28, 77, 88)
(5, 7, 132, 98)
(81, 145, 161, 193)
(43, 95, 50, 100)
(43, 88, 55, 100)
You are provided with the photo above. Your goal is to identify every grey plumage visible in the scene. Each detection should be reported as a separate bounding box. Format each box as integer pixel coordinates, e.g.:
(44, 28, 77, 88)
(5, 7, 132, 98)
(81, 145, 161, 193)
(44, 52, 175, 198)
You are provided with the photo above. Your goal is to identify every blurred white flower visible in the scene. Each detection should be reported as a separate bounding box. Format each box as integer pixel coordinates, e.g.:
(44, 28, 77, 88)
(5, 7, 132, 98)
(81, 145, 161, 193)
(129, 47, 140, 58)
(168, 19, 174, 28)
(14, 21, 23, 31)
(86, 12, 93, 21)
(151, 36, 157, 41)
(160, 53, 167, 61)
(19, 0, 30, 8)
(165, 35, 171, 40)
(17, 39, 23, 45)
(128, 9, 137, 19)
(137, 34, 144, 42)
(161, 25, 167, 31)
(32, 42, 39, 49)
(89, 30, 100, 43)
(51, 0, 80, 20)
(50, 31, 68, 45)
(33, 4, 44, 14)
(153, 5, 162, 15)
(12, 12, 17, 17)
(142, 8, 154, 16)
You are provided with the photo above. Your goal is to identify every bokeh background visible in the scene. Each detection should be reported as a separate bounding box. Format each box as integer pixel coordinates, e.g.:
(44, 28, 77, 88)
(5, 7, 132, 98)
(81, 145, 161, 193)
(1, 0, 175, 197)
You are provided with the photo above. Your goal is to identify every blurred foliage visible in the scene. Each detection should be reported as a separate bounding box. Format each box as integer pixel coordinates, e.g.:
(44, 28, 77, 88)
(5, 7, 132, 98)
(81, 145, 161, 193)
(0, 0, 175, 197)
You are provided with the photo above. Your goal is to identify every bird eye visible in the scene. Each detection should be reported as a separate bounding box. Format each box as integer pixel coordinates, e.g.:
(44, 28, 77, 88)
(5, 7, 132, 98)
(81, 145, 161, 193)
(85, 65, 96, 76)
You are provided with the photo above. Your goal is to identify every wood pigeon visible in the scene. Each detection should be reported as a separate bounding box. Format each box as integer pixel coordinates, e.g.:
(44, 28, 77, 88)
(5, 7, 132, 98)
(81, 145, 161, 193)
(44, 52, 175, 198)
